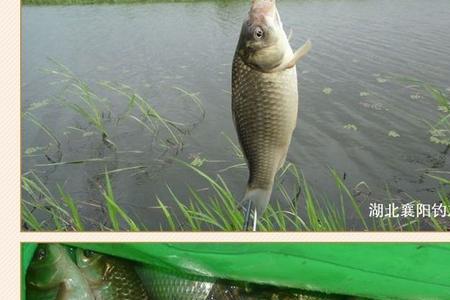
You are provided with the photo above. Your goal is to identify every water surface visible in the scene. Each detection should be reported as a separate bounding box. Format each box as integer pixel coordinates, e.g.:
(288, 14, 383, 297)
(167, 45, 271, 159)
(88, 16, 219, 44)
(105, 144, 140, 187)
(22, 0, 450, 229)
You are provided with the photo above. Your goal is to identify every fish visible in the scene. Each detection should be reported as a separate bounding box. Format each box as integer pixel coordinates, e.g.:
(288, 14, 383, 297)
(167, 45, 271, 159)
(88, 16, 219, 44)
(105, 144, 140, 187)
(135, 264, 215, 300)
(27, 245, 357, 300)
(231, 0, 311, 230)
(207, 281, 349, 300)
(26, 244, 95, 300)
(136, 265, 345, 300)
(74, 248, 150, 300)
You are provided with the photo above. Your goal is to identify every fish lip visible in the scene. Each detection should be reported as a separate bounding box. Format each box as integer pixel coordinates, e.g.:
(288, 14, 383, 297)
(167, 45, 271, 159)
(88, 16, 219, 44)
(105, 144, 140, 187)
(75, 248, 103, 268)
(248, 0, 278, 26)
(249, 0, 277, 17)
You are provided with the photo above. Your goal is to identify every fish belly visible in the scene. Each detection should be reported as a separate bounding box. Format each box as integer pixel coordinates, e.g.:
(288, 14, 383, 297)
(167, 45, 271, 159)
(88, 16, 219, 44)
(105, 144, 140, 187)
(232, 54, 298, 190)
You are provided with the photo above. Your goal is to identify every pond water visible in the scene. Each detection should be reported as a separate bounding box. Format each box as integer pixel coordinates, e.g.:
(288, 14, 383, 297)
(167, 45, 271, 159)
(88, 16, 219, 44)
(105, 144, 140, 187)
(22, 0, 450, 230)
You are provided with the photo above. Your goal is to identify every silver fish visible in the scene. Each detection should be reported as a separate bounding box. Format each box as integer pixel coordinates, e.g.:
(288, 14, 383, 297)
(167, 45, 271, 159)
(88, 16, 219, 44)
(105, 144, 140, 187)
(74, 248, 150, 300)
(135, 264, 215, 300)
(232, 0, 311, 230)
(26, 244, 95, 300)
(207, 281, 351, 300)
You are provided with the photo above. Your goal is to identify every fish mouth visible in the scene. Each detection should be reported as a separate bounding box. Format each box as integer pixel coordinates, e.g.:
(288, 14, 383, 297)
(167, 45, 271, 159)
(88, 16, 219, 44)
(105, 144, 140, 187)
(75, 248, 103, 268)
(250, 0, 276, 16)
(247, 0, 283, 34)
(249, 0, 280, 25)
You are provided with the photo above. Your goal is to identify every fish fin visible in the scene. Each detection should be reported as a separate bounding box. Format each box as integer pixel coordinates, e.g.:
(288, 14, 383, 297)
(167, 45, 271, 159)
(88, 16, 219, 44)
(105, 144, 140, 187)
(277, 153, 287, 171)
(285, 39, 312, 69)
(241, 187, 272, 223)
(56, 282, 70, 300)
(264, 39, 311, 73)
(287, 28, 293, 41)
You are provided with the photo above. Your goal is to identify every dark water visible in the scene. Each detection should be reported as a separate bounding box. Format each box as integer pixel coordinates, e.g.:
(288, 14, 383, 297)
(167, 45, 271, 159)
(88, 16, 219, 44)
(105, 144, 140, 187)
(22, 0, 450, 230)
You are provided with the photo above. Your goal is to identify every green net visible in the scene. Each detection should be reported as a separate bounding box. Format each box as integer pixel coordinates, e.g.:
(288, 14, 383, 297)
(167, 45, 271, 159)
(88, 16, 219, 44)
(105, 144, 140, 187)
(22, 243, 450, 300)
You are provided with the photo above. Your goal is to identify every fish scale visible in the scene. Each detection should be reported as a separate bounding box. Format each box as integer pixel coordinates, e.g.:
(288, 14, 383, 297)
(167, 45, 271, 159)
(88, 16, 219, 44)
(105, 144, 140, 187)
(232, 53, 298, 206)
(75, 249, 150, 300)
(101, 260, 149, 300)
(231, 0, 310, 229)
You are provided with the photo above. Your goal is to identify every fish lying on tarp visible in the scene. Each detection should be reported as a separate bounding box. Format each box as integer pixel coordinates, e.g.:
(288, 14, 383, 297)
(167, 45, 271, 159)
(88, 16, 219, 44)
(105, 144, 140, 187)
(26, 244, 94, 300)
(74, 247, 150, 300)
(232, 0, 311, 230)
(135, 263, 215, 300)
(27, 245, 356, 300)
(207, 281, 354, 300)
(136, 263, 347, 300)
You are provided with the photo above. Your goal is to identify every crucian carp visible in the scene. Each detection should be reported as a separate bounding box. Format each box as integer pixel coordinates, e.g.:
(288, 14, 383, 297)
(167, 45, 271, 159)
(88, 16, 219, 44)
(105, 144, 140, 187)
(232, 0, 311, 230)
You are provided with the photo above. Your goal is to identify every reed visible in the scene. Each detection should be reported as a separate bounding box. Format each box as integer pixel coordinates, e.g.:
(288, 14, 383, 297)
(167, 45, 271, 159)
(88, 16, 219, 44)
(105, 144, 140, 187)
(22, 157, 449, 231)
(22, 65, 449, 231)
(156, 160, 449, 231)
(22, 170, 140, 231)
(400, 77, 450, 147)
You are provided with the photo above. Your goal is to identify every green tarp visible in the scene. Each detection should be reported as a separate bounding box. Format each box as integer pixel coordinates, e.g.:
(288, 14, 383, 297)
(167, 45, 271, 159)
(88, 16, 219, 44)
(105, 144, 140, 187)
(22, 243, 450, 300)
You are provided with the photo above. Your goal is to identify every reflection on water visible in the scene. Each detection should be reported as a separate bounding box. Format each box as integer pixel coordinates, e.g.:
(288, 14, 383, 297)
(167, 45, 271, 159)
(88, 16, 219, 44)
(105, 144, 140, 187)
(22, 0, 450, 229)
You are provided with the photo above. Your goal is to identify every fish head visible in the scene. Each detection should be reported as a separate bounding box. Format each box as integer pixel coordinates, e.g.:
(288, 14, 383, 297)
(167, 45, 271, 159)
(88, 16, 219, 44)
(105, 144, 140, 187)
(75, 248, 107, 285)
(26, 244, 66, 289)
(236, 0, 291, 72)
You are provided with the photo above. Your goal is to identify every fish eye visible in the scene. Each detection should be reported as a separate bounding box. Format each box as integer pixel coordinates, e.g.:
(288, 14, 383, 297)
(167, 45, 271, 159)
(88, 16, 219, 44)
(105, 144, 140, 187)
(35, 247, 47, 261)
(83, 250, 95, 258)
(254, 27, 264, 39)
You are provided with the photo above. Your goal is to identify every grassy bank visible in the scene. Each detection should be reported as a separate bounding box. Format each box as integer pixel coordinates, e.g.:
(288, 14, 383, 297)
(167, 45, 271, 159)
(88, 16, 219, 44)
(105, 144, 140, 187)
(22, 156, 450, 231)
(21, 62, 450, 231)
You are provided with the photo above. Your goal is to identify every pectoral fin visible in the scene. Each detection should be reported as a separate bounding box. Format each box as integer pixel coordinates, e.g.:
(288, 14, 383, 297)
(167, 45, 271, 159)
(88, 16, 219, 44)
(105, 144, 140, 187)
(265, 39, 312, 73)
(287, 28, 293, 42)
(56, 282, 70, 300)
(285, 39, 312, 69)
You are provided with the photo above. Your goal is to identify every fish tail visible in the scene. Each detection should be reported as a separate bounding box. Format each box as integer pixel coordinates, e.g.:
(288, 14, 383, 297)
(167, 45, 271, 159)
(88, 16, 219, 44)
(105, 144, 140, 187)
(241, 186, 272, 230)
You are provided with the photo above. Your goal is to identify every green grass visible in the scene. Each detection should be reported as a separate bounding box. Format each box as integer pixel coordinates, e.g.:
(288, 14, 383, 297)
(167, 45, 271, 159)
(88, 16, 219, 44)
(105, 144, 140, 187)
(35, 60, 201, 151)
(425, 84, 450, 146)
(22, 170, 139, 231)
(156, 160, 449, 231)
(22, 157, 450, 231)
(401, 78, 450, 147)
(22, 61, 205, 231)
(22, 65, 450, 231)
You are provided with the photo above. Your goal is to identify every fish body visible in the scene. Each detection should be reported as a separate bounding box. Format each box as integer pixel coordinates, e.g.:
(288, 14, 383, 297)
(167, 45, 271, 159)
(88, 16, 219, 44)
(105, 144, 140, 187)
(232, 0, 311, 228)
(75, 248, 150, 300)
(207, 281, 348, 300)
(26, 244, 94, 300)
(135, 264, 214, 300)
(27, 245, 354, 300)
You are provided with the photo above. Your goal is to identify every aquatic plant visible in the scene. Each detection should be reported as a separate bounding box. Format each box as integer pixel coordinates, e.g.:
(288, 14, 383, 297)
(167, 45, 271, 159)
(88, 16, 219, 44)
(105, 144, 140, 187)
(22, 61, 205, 231)
(22, 153, 450, 231)
(401, 78, 450, 147)
(425, 85, 450, 146)
(38, 60, 203, 152)
(22, 170, 139, 231)
(22, 65, 449, 231)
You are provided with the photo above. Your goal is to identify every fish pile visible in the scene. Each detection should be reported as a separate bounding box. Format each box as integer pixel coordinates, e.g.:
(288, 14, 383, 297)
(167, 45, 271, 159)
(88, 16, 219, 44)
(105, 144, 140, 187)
(231, 0, 311, 230)
(26, 244, 149, 300)
(26, 244, 357, 300)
